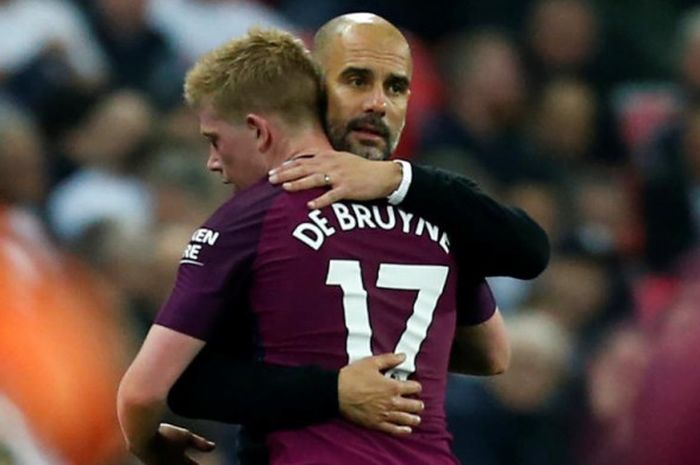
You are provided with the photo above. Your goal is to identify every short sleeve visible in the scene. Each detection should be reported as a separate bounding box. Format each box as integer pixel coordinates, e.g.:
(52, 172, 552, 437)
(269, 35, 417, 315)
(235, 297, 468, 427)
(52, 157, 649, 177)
(456, 279, 497, 326)
(154, 206, 265, 340)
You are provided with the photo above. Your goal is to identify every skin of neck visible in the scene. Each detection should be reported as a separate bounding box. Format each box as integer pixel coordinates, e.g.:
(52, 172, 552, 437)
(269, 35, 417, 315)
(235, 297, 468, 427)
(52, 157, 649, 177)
(265, 119, 335, 170)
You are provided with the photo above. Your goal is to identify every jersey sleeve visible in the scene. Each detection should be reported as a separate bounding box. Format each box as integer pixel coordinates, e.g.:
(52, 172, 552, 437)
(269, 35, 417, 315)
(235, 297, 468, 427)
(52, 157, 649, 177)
(456, 278, 497, 326)
(154, 208, 262, 341)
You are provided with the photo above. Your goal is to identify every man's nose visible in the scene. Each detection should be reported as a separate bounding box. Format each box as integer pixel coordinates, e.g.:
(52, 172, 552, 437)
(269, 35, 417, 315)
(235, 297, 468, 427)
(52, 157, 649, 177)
(362, 85, 387, 116)
(207, 149, 221, 171)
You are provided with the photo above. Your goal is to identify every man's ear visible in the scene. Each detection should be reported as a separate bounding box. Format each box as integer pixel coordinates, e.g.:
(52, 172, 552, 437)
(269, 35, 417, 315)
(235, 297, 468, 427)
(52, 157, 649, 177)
(246, 114, 271, 153)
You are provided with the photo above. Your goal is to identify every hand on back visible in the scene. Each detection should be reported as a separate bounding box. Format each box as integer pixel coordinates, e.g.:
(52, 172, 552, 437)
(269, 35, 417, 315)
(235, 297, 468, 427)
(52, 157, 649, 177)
(338, 353, 424, 436)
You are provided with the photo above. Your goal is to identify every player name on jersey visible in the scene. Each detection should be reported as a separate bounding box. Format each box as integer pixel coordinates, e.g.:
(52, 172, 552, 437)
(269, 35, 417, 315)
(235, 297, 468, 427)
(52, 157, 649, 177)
(292, 203, 450, 254)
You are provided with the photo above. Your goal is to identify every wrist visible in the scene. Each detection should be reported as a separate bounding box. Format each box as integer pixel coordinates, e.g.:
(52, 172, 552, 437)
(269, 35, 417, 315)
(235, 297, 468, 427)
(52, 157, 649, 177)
(387, 160, 412, 205)
(337, 366, 351, 417)
(382, 161, 403, 198)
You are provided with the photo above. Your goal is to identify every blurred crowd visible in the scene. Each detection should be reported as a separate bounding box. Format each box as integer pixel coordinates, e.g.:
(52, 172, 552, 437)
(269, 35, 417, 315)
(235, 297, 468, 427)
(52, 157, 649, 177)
(2, 1, 700, 464)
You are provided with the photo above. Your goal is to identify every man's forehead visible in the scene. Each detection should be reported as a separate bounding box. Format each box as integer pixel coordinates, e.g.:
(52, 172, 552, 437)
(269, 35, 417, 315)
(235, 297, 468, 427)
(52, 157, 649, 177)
(198, 104, 227, 131)
(334, 35, 412, 77)
(198, 104, 216, 122)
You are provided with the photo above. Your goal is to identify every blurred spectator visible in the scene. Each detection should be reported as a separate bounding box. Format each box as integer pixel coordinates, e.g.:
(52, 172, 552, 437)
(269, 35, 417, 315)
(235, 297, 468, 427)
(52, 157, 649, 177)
(572, 167, 641, 257)
(47, 90, 155, 243)
(523, 0, 627, 165)
(528, 79, 598, 173)
(421, 30, 546, 187)
(0, 0, 107, 109)
(525, 0, 599, 82)
(147, 0, 297, 65)
(637, 7, 700, 272)
(530, 253, 610, 337)
(82, 0, 185, 108)
(577, 324, 649, 465)
(612, 83, 681, 154)
(446, 312, 574, 465)
(0, 103, 47, 210)
(159, 104, 208, 152)
(506, 181, 565, 248)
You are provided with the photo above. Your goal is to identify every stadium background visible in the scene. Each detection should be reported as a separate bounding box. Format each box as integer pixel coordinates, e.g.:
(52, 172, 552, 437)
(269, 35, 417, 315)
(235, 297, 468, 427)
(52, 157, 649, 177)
(2, 0, 700, 464)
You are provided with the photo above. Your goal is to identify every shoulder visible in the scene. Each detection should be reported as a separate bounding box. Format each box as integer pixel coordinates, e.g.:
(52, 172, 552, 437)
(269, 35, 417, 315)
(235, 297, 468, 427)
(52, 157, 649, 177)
(178, 179, 284, 265)
(204, 179, 283, 233)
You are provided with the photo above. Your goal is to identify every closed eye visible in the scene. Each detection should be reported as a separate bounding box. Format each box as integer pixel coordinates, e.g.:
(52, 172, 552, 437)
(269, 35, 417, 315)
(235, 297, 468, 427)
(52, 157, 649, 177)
(202, 132, 219, 149)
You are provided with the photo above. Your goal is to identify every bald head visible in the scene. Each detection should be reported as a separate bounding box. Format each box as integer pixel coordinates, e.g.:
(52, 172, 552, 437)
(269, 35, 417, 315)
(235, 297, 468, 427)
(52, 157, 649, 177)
(312, 13, 412, 160)
(314, 13, 409, 68)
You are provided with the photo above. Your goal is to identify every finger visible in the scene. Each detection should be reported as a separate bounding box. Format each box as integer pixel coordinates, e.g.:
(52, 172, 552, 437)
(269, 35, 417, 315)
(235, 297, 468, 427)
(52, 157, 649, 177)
(391, 396, 425, 414)
(188, 433, 216, 452)
(385, 411, 422, 427)
(270, 157, 304, 173)
(281, 175, 324, 192)
(270, 154, 324, 177)
(370, 353, 406, 370)
(269, 165, 309, 184)
(308, 189, 341, 209)
(397, 380, 422, 396)
(375, 422, 412, 436)
(184, 455, 199, 465)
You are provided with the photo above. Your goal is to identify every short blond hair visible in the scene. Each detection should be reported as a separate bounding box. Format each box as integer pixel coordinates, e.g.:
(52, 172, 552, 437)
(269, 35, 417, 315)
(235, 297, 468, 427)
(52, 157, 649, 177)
(184, 28, 321, 126)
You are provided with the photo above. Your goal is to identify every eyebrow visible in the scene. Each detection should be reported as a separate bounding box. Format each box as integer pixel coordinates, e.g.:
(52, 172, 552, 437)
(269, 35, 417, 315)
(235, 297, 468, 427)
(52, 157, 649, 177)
(340, 66, 410, 88)
(339, 67, 372, 80)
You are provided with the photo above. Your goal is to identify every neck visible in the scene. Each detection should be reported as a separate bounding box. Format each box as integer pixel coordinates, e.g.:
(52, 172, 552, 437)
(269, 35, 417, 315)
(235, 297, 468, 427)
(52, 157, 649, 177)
(268, 126, 334, 169)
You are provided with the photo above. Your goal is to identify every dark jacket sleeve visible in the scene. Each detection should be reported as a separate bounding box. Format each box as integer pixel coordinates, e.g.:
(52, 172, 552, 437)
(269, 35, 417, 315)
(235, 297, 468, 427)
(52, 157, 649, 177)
(402, 164, 550, 279)
(168, 348, 339, 431)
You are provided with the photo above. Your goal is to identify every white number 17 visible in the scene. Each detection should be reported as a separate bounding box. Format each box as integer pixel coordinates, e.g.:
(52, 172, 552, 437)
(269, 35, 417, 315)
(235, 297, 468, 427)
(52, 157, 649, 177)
(326, 260, 449, 380)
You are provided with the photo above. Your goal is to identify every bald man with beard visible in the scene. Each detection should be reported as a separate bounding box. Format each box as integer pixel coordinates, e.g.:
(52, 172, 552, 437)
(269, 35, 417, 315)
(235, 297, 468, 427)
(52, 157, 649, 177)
(156, 13, 548, 465)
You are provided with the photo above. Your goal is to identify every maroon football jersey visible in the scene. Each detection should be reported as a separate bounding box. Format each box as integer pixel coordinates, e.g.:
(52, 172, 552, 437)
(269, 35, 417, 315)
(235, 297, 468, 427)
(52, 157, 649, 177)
(156, 178, 496, 465)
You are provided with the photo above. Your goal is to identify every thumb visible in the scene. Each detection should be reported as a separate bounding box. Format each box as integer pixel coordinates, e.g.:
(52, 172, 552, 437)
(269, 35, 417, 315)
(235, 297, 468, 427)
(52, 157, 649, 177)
(188, 433, 216, 452)
(372, 352, 406, 370)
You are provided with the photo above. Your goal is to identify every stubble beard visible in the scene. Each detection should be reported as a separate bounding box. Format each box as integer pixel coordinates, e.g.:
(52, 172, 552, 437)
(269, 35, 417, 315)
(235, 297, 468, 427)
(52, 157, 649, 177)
(337, 136, 389, 161)
(326, 118, 393, 161)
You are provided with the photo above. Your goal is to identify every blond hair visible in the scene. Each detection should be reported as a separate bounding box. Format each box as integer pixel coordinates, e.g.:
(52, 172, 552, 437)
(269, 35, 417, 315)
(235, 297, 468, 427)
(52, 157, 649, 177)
(184, 28, 321, 126)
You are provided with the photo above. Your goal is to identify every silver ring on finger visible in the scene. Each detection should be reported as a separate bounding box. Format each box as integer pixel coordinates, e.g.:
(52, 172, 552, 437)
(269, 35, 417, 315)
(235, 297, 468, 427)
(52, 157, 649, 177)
(323, 173, 331, 186)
